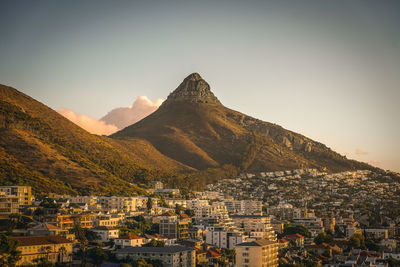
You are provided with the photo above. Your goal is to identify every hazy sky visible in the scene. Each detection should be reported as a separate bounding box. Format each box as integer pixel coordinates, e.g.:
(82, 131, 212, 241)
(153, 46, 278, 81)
(0, 0, 399, 172)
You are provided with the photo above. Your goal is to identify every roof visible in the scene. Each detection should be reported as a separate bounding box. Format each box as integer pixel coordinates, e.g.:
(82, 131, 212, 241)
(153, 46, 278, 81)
(91, 226, 118, 231)
(160, 211, 177, 217)
(179, 213, 191, 219)
(230, 215, 268, 219)
(284, 234, 304, 240)
(117, 234, 144, 240)
(29, 223, 60, 231)
(116, 245, 194, 254)
(11, 235, 72, 246)
(207, 249, 222, 258)
(236, 239, 277, 247)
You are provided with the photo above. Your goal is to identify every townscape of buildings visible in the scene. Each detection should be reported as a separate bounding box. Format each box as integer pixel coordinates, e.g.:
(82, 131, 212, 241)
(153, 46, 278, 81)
(0, 168, 399, 266)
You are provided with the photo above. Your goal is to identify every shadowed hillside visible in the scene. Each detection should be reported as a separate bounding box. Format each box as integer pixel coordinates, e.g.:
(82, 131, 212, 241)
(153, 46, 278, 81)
(0, 85, 192, 195)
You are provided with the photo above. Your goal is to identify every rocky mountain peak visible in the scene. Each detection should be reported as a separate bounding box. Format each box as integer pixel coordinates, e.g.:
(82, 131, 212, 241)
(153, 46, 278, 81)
(162, 73, 221, 106)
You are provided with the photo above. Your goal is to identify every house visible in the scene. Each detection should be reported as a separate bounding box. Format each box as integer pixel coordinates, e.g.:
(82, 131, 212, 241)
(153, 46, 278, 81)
(195, 249, 207, 265)
(305, 243, 331, 256)
(89, 226, 119, 242)
(115, 246, 195, 267)
(11, 235, 73, 266)
(115, 234, 146, 248)
(283, 234, 304, 248)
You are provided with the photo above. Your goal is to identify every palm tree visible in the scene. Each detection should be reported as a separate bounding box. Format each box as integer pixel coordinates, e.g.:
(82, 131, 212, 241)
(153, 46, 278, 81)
(58, 246, 67, 263)
(42, 245, 52, 262)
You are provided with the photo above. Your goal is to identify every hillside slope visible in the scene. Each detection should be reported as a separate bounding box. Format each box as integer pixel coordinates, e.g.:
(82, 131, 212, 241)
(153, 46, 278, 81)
(0, 85, 192, 195)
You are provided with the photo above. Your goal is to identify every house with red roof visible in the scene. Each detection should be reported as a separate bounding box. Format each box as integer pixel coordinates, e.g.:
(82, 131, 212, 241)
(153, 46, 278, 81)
(283, 234, 304, 248)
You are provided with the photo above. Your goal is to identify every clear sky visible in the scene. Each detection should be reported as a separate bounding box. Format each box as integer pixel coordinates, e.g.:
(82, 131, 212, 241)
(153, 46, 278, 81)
(0, 0, 399, 172)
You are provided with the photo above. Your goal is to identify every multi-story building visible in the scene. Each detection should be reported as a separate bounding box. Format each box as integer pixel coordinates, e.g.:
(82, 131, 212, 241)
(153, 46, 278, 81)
(11, 235, 73, 266)
(231, 215, 276, 240)
(205, 227, 246, 249)
(0, 186, 32, 205)
(160, 213, 178, 239)
(153, 181, 164, 190)
(225, 200, 262, 215)
(115, 246, 195, 267)
(159, 212, 191, 240)
(194, 202, 230, 222)
(0, 192, 19, 218)
(94, 214, 121, 227)
(235, 239, 278, 267)
(364, 229, 389, 239)
(98, 196, 138, 212)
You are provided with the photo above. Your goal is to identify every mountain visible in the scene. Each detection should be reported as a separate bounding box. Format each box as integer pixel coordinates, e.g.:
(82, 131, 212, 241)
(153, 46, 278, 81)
(0, 74, 375, 195)
(113, 73, 373, 173)
(0, 84, 192, 195)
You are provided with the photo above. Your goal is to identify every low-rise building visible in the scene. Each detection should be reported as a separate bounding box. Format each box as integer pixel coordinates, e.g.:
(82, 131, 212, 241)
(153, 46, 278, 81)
(115, 246, 195, 267)
(90, 226, 119, 242)
(11, 235, 73, 266)
(115, 234, 146, 248)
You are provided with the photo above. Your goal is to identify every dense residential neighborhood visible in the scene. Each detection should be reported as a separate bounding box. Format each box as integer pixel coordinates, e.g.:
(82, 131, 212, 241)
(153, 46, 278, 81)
(0, 169, 399, 266)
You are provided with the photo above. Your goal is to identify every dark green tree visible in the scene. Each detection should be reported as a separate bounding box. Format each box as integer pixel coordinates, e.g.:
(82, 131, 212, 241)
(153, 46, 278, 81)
(348, 233, 366, 249)
(143, 239, 165, 247)
(314, 232, 333, 245)
(0, 234, 21, 267)
(146, 197, 152, 211)
(88, 247, 108, 266)
(283, 225, 311, 238)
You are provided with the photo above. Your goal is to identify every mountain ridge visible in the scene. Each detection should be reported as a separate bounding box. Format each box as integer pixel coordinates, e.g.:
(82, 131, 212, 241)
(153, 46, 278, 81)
(113, 73, 374, 173)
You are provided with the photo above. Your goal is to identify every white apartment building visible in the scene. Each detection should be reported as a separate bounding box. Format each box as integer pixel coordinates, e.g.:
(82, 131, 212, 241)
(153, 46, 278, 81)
(205, 227, 246, 249)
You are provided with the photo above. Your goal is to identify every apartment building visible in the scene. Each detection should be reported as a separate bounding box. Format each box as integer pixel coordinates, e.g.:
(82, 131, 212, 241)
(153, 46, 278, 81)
(231, 215, 276, 240)
(0, 186, 32, 205)
(235, 239, 278, 267)
(205, 227, 246, 249)
(0, 192, 19, 218)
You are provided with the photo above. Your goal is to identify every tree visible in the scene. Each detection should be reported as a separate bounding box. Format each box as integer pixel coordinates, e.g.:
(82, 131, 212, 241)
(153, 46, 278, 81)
(88, 247, 108, 266)
(349, 233, 366, 249)
(146, 197, 152, 211)
(0, 234, 21, 266)
(42, 245, 52, 262)
(365, 239, 380, 252)
(9, 213, 33, 230)
(143, 239, 165, 247)
(72, 222, 88, 266)
(283, 224, 311, 238)
(314, 232, 333, 245)
(58, 246, 67, 264)
(387, 257, 399, 267)
(184, 209, 195, 217)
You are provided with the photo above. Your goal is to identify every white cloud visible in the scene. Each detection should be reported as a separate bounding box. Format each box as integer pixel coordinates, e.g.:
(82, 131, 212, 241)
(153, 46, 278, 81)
(100, 96, 163, 129)
(58, 108, 119, 135)
(355, 148, 368, 155)
(58, 96, 163, 135)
